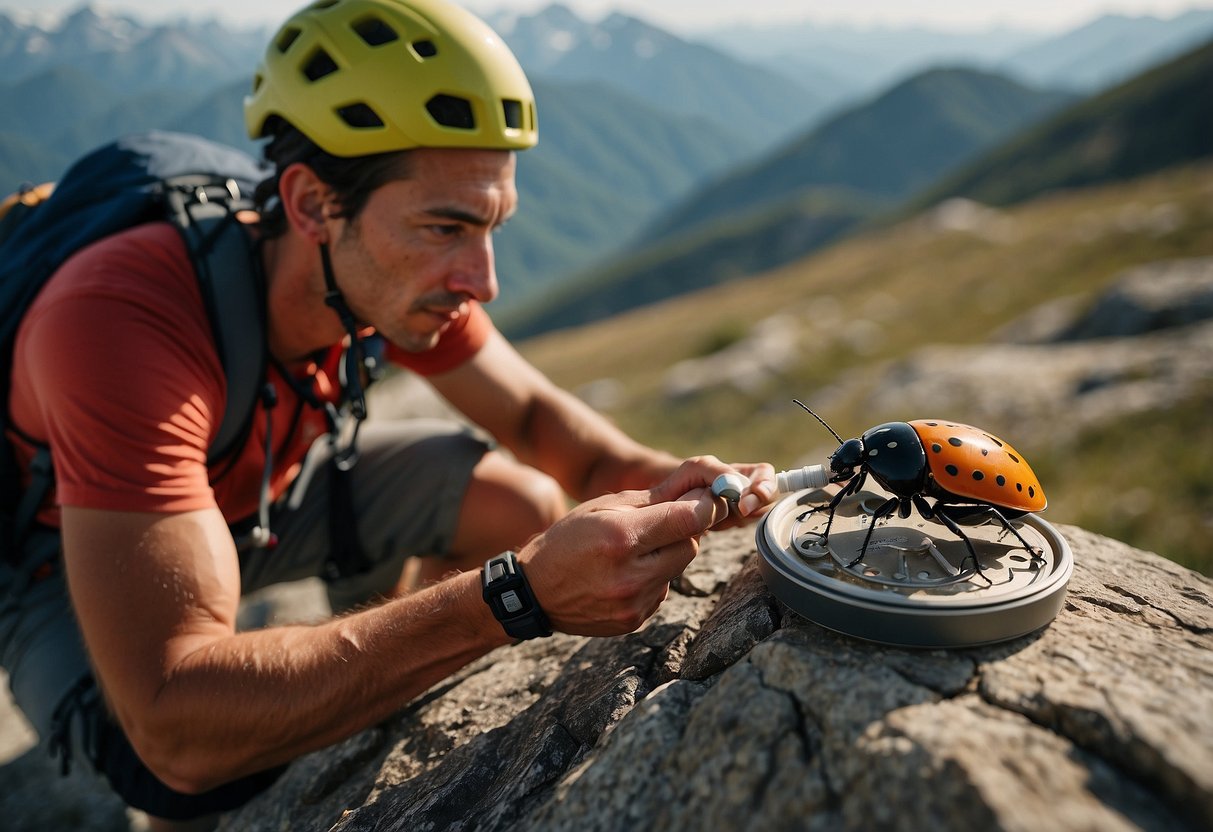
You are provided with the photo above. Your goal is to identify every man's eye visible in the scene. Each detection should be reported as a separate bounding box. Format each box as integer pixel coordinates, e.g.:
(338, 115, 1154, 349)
(429, 224, 461, 237)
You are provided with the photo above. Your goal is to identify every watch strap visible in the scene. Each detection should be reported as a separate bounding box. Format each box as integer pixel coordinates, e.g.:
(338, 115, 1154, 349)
(481, 551, 552, 640)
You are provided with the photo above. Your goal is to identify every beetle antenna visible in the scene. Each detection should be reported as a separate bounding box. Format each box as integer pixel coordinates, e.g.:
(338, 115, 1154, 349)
(792, 399, 844, 444)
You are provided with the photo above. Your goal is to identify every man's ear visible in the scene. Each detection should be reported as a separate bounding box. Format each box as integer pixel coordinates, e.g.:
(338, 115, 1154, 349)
(278, 162, 334, 244)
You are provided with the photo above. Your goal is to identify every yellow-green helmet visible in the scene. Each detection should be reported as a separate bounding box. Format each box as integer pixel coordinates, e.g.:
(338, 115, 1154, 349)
(244, 0, 537, 156)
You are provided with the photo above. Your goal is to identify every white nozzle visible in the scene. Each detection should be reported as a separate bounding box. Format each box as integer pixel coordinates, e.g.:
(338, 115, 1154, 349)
(711, 472, 749, 502)
(775, 464, 829, 494)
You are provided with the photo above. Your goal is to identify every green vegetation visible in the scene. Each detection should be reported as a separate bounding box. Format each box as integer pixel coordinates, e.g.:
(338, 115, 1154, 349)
(1031, 381, 1213, 575)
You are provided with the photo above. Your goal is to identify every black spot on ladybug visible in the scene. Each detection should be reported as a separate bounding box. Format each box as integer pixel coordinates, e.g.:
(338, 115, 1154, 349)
(1028, 486, 1036, 498)
(972, 470, 985, 481)
(1016, 483, 1023, 492)
(926, 421, 939, 426)
(996, 475, 1006, 486)
(931, 443, 942, 453)
(985, 435, 1004, 447)
(948, 437, 963, 447)
(981, 448, 989, 456)
(945, 464, 959, 476)
(1008, 453, 1020, 463)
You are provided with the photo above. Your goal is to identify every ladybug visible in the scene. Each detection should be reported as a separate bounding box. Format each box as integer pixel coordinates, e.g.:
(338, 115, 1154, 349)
(793, 401, 1046, 581)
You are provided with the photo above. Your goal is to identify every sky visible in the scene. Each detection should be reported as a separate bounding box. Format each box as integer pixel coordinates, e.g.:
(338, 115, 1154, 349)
(1, 0, 1210, 35)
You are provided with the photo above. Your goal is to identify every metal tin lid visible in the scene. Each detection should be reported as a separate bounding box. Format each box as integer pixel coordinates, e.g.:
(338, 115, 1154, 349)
(755, 487, 1072, 648)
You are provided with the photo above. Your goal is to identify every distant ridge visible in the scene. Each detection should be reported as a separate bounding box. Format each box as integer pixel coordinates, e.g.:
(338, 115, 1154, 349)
(643, 67, 1073, 246)
(998, 9, 1213, 91)
(905, 34, 1213, 211)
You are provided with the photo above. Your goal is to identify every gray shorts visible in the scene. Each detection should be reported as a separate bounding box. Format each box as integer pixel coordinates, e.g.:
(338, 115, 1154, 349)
(239, 419, 491, 612)
(0, 418, 490, 746)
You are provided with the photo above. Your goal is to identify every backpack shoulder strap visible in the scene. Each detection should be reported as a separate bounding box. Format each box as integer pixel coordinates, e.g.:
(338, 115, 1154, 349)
(168, 181, 268, 466)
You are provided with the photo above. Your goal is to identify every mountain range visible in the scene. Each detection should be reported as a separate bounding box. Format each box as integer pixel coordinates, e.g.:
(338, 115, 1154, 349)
(1, 3, 1211, 325)
(483, 4, 829, 155)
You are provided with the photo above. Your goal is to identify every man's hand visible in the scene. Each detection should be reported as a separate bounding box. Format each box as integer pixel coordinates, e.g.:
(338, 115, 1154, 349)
(518, 457, 741, 636)
(687, 458, 777, 524)
(642, 454, 777, 529)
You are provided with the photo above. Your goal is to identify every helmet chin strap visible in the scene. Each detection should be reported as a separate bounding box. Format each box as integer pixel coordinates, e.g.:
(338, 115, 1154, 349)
(319, 241, 368, 422)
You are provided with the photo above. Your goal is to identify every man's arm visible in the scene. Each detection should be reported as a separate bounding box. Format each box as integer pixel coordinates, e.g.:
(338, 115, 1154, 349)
(61, 505, 508, 794)
(60, 471, 724, 794)
(427, 329, 771, 506)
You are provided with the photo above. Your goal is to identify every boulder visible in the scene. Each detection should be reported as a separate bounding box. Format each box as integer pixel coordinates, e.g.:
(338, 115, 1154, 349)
(217, 521, 1212, 832)
(1052, 257, 1213, 342)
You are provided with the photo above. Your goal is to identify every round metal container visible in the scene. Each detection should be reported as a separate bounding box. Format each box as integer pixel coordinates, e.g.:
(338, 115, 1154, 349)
(755, 487, 1072, 648)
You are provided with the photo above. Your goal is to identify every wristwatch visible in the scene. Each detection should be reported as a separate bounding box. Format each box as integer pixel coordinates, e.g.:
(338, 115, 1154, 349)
(481, 551, 552, 640)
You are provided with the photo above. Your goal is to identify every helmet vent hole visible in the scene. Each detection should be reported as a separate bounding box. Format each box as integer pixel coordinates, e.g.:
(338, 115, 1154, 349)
(353, 17, 399, 47)
(426, 94, 475, 130)
(275, 26, 301, 54)
(337, 103, 385, 129)
(502, 99, 522, 129)
(411, 39, 438, 59)
(303, 48, 339, 82)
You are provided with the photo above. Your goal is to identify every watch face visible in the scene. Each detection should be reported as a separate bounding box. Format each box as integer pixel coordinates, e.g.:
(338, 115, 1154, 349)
(500, 589, 524, 614)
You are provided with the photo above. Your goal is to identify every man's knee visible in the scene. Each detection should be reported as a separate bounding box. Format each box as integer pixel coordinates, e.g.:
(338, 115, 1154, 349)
(508, 462, 567, 531)
(454, 452, 568, 557)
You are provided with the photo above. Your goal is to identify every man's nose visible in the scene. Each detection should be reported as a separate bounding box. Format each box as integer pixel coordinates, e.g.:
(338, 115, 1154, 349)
(448, 234, 498, 303)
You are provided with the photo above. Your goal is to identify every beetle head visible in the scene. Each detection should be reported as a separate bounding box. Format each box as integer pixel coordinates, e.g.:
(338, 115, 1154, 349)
(829, 437, 864, 482)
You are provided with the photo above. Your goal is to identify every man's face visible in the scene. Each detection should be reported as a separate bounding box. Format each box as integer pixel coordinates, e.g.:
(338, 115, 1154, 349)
(328, 147, 517, 352)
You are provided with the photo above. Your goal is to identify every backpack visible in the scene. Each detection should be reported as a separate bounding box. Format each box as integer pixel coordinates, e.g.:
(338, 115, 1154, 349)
(0, 130, 271, 568)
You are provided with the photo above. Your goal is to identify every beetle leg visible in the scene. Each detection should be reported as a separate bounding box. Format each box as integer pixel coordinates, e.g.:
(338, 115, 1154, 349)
(846, 495, 899, 568)
(982, 506, 1046, 564)
(933, 506, 993, 586)
(800, 469, 868, 547)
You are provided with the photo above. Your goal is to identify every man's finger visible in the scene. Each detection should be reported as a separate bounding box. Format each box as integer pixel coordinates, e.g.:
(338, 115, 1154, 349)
(621, 488, 726, 555)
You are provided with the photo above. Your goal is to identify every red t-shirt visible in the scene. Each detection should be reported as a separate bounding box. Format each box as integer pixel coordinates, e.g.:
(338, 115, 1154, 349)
(8, 222, 491, 526)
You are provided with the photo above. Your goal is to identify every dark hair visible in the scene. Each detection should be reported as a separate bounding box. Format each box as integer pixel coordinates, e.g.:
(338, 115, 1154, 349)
(253, 117, 414, 239)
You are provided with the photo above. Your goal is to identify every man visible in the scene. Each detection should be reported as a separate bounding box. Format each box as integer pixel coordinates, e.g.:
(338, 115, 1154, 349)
(0, 0, 774, 828)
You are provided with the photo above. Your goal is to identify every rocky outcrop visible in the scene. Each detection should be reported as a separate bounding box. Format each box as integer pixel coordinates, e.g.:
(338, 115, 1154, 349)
(216, 521, 1212, 832)
(1047, 257, 1213, 342)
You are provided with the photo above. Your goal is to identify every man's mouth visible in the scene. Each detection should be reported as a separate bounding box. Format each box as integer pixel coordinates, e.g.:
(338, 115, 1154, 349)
(426, 305, 462, 323)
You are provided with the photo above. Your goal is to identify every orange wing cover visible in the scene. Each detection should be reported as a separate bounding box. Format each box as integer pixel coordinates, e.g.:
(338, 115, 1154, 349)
(910, 420, 1046, 512)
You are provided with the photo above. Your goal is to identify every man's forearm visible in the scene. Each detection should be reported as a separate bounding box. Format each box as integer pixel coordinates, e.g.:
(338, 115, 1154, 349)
(138, 569, 509, 793)
(521, 387, 681, 500)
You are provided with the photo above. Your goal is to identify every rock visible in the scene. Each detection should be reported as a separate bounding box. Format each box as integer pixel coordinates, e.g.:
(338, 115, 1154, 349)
(210, 521, 1211, 832)
(0, 726, 137, 832)
(919, 197, 1019, 244)
(1052, 257, 1213, 342)
(663, 314, 803, 399)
